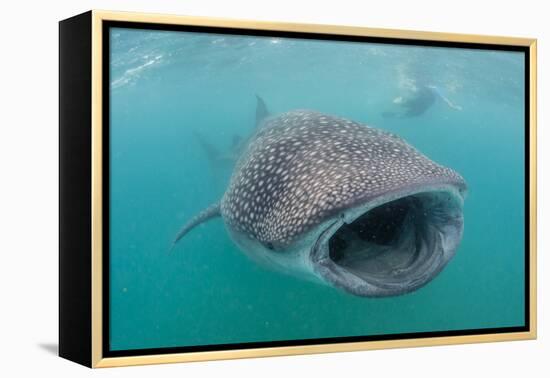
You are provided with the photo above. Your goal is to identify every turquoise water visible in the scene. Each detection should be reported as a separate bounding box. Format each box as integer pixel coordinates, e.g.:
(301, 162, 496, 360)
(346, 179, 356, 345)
(109, 27, 525, 351)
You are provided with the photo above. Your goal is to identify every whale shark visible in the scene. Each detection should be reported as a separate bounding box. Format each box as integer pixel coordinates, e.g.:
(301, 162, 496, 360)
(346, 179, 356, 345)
(173, 97, 467, 297)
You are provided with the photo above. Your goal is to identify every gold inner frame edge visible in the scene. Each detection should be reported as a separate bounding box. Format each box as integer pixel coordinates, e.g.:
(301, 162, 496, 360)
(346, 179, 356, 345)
(89, 9, 537, 368)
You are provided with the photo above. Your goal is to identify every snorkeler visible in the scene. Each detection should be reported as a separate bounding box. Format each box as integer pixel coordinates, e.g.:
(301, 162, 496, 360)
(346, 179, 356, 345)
(382, 64, 462, 118)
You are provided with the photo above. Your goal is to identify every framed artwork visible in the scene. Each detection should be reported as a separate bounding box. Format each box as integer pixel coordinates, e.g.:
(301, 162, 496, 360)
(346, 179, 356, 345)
(59, 10, 537, 368)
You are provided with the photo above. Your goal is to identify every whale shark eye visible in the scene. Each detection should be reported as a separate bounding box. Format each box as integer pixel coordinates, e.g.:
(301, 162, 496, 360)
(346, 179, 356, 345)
(265, 242, 274, 250)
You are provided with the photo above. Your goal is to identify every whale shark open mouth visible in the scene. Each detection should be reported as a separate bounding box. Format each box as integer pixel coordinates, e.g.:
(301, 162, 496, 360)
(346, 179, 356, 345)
(311, 186, 464, 297)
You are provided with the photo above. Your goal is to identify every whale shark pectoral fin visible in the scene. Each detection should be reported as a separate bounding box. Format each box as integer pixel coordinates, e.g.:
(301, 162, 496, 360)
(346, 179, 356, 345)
(255, 94, 270, 126)
(170, 202, 221, 252)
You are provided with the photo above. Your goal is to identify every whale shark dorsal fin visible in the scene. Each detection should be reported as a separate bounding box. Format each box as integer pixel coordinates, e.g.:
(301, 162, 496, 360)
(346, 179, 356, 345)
(255, 94, 270, 126)
(170, 202, 221, 252)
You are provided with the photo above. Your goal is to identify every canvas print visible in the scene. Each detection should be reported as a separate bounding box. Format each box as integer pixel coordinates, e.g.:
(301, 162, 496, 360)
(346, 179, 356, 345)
(108, 26, 526, 353)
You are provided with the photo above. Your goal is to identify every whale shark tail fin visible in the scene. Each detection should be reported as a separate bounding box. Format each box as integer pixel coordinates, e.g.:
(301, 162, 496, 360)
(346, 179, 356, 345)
(170, 202, 221, 252)
(194, 131, 222, 165)
(193, 131, 236, 175)
(255, 94, 270, 126)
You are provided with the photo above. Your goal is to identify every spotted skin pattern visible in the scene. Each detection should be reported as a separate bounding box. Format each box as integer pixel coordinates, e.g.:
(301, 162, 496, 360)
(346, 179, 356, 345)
(220, 110, 465, 248)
